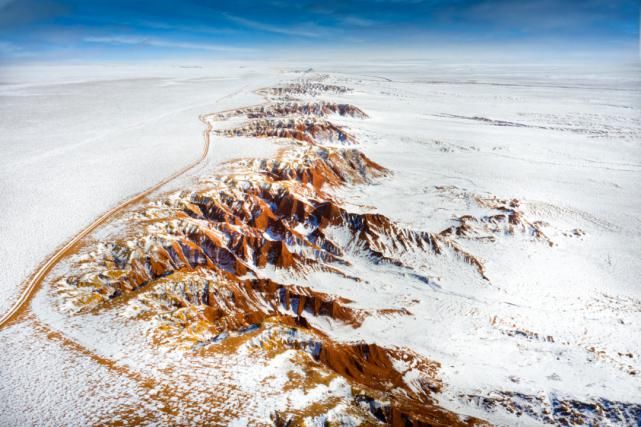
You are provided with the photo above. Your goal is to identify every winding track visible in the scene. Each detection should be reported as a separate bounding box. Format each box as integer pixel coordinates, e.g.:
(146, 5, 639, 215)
(0, 87, 263, 421)
(0, 113, 214, 330)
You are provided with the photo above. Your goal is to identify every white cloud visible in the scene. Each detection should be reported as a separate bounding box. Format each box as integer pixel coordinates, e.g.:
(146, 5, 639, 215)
(224, 14, 326, 38)
(0, 40, 35, 57)
(340, 16, 377, 27)
(83, 36, 253, 53)
(0, 40, 20, 53)
(0, 0, 14, 9)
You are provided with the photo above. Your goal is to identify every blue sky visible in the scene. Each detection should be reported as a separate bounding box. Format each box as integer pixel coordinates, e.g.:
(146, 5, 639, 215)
(0, 0, 638, 62)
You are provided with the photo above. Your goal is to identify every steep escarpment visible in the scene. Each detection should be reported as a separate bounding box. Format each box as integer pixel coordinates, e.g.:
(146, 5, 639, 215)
(213, 101, 368, 121)
(216, 117, 358, 146)
(48, 79, 563, 424)
(256, 83, 350, 98)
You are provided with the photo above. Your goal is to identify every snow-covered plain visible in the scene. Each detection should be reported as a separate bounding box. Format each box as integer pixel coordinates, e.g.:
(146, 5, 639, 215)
(1, 61, 640, 425)
(0, 62, 280, 314)
(311, 62, 641, 422)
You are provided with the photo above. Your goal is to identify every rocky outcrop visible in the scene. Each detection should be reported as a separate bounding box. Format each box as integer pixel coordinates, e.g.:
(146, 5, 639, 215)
(51, 78, 563, 424)
(440, 196, 553, 246)
(461, 391, 641, 426)
(216, 117, 357, 145)
(256, 82, 350, 98)
(213, 101, 368, 121)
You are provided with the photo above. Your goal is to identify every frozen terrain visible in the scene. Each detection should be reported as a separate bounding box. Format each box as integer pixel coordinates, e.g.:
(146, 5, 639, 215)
(1, 61, 640, 425)
(0, 62, 279, 314)
(315, 62, 641, 423)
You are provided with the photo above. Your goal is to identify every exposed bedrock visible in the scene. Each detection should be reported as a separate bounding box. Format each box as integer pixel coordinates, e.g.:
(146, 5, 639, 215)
(213, 101, 368, 121)
(256, 82, 351, 98)
(216, 117, 358, 146)
(49, 81, 562, 424)
(461, 391, 641, 426)
(55, 145, 443, 307)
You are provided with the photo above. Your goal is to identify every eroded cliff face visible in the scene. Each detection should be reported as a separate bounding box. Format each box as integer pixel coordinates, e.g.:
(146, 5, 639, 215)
(212, 101, 368, 121)
(216, 117, 358, 146)
(47, 80, 570, 425)
(256, 83, 350, 98)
